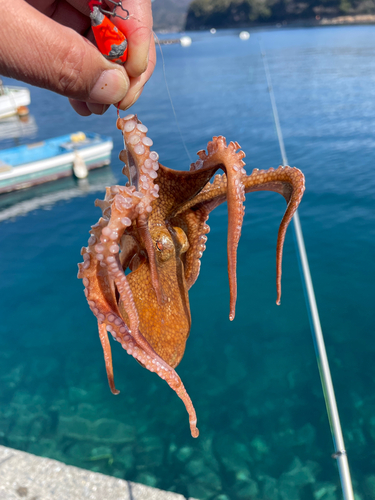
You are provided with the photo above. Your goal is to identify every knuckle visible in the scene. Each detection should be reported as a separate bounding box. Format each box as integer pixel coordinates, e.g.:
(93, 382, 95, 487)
(55, 43, 91, 100)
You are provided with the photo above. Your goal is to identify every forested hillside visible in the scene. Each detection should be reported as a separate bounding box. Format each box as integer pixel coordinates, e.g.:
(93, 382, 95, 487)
(184, 0, 375, 29)
(152, 0, 191, 31)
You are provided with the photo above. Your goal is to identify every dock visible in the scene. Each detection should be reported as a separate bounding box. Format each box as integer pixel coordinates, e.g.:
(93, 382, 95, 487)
(0, 445, 197, 500)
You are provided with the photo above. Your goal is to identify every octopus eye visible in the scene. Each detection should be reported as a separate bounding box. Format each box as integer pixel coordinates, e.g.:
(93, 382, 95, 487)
(153, 232, 174, 262)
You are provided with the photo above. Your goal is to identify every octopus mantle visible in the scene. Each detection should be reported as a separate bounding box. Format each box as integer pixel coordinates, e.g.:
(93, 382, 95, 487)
(78, 115, 305, 437)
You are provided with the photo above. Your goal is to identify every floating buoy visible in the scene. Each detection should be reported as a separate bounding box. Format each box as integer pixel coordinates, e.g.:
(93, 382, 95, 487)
(17, 106, 29, 117)
(239, 31, 250, 40)
(71, 132, 86, 143)
(180, 36, 192, 47)
(210, 28, 216, 34)
(73, 153, 88, 179)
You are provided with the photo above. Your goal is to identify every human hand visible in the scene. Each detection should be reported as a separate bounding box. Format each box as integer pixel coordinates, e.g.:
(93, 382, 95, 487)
(0, 0, 156, 116)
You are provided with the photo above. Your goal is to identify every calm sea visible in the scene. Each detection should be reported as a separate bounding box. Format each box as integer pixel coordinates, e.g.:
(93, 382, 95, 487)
(1, 25, 375, 500)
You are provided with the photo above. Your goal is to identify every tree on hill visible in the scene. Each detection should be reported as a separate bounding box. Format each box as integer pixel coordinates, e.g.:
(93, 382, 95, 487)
(184, 0, 375, 29)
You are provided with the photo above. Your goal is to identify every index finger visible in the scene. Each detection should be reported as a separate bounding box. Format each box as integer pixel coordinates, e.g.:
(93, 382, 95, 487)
(111, 0, 153, 78)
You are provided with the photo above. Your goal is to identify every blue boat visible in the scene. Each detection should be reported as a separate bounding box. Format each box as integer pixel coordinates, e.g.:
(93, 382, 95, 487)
(0, 132, 113, 194)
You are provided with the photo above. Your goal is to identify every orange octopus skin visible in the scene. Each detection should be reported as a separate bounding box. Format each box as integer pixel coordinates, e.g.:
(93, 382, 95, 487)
(77, 115, 305, 438)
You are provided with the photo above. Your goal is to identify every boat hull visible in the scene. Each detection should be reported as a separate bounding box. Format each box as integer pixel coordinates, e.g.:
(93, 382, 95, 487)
(0, 87, 31, 119)
(0, 133, 113, 194)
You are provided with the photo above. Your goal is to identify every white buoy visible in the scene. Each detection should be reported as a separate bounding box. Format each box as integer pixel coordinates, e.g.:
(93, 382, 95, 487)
(239, 31, 250, 40)
(73, 153, 88, 179)
(210, 28, 216, 34)
(180, 36, 192, 47)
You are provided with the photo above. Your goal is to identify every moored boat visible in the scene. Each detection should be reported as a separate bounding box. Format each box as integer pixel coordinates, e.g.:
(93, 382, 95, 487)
(0, 132, 113, 194)
(0, 84, 31, 119)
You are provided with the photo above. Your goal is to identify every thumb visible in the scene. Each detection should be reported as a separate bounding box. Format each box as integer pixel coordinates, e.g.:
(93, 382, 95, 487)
(0, 0, 129, 104)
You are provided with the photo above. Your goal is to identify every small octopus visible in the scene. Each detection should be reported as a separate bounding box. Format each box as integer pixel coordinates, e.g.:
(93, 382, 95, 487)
(78, 115, 305, 437)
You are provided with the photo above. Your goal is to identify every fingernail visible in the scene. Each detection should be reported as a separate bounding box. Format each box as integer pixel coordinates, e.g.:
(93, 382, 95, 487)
(90, 69, 129, 104)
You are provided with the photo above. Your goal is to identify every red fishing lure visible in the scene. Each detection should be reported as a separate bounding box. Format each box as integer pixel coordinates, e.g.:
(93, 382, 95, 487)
(89, 0, 129, 64)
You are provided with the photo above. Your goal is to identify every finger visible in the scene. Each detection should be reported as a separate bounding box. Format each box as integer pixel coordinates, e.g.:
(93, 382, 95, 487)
(50, 1, 91, 34)
(69, 98, 110, 116)
(66, 0, 91, 16)
(87, 102, 110, 114)
(27, 0, 90, 16)
(110, 0, 153, 78)
(28, 0, 91, 31)
(118, 37, 156, 110)
(69, 98, 92, 116)
(1, 0, 129, 104)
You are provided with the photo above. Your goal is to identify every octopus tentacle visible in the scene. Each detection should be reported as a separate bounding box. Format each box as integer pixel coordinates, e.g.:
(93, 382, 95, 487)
(78, 224, 122, 325)
(137, 223, 165, 303)
(79, 117, 305, 438)
(98, 322, 120, 395)
(171, 209, 211, 290)
(79, 187, 199, 438)
(79, 193, 160, 362)
(95, 191, 165, 362)
(78, 229, 134, 394)
(80, 264, 199, 438)
(117, 115, 162, 303)
(191, 137, 246, 320)
(176, 165, 305, 306)
(244, 166, 305, 304)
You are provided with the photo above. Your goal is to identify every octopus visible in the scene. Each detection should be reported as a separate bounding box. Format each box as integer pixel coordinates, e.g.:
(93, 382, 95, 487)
(77, 115, 305, 438)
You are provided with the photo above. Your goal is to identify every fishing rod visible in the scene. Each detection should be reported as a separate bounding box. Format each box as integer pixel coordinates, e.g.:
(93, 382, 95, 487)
(260, 44, 355, 500)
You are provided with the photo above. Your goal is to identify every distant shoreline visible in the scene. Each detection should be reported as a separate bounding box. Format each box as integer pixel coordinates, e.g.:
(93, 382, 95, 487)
(319, 13, 375, 25)
(155, 14, 375, 33)
(176, 13, 375, 33)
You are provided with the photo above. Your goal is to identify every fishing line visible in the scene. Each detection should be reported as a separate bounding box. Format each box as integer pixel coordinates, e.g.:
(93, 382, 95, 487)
(153, 32, 193, 163)
(116, 10, 193, 164)
(258, 39, 355, 500)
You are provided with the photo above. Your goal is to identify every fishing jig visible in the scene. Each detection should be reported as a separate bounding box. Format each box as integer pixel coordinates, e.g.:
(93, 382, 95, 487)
(89, 0, 129, 64)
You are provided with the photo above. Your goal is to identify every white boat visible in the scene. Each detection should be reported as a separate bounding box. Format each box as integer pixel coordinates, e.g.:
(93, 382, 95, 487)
(0, 84, 31, 119)
(0, 132, 113, 194)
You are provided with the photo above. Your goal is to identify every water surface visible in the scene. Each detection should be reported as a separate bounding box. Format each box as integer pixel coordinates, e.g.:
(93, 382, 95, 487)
(1, 25, 375, 500)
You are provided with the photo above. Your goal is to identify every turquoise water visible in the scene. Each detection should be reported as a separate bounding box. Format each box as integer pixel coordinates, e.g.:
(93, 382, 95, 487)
(1, 25, 375, 500)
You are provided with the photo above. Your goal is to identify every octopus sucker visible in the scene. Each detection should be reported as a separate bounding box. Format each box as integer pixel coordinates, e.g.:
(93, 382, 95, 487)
(79, 115, 305, 437)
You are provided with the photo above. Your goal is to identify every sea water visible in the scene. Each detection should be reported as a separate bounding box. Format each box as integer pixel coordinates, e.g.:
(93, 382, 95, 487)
(0, 25, 375, 500)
